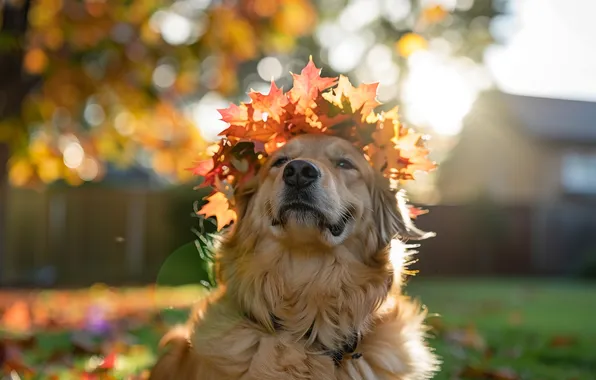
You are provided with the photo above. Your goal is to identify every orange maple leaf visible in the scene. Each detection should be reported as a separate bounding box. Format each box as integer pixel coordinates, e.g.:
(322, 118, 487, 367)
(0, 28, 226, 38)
(219, 124, 250, 140)
(289, 57, 338, 112)
(222, 121, 283, 144)
(248, 81, 289, 123)
(198, 191, 237, 230)
(218, 103, 249, 126)
(323, 76, 381, 118)
(373, 115, 401, 149)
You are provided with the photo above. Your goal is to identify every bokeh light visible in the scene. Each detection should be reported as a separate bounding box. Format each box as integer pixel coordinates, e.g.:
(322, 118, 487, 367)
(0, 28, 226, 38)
(153, 63, 177, 89)
(189, 92, 230, 141)
(257, 56, 283, 81)
(77, 157, 100, 181)
(63, 142, 85, 169)
(84, 102, 106, 127)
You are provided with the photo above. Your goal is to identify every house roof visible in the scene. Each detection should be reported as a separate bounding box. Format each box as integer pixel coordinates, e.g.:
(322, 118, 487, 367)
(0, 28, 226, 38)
(501, 93, 596, 142)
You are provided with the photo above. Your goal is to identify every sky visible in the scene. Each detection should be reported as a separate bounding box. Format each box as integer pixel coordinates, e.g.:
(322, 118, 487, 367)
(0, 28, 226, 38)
(486, 0, 596, 102)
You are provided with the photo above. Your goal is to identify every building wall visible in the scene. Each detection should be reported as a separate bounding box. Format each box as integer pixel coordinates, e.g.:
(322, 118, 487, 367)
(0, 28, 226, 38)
(436, 93, 562, 205)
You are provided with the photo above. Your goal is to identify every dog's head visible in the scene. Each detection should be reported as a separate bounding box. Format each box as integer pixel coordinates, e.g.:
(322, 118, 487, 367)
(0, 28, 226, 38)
(228, 134, 431, 255)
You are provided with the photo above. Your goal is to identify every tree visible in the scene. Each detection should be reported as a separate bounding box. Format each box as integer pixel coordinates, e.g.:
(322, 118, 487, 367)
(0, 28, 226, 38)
(0, 0, 319, 281)
(0, 0, 35, 283)
(0, 0, 498, 281)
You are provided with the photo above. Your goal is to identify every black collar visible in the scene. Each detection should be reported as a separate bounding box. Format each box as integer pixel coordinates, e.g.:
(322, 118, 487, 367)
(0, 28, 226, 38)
(245, 312, 362, 366)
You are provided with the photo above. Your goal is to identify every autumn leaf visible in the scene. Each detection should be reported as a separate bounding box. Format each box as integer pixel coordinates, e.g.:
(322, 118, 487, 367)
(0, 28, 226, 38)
(1, 301, 31, 333)
(221, 122, 281, 144)
(198, 192, 237, 230)
(99, 352, 117, 369)
(188, 159, 214, 176)
(446, 325, 486, 350)
(289, 57, 338, 112)
(549, 335, 577, 348)
(218, 104, 249, 126)
(459, 365, 520, 380)
(372, 112, 400, 149)
(219, 124, 251, 140)
(323, 76, 381, 118)
(248, 81, 289, 123)
(408, 206, 429, 219)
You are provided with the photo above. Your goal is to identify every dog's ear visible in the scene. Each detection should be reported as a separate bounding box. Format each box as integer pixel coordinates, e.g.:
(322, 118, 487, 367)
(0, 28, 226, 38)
(371, 176, 434, 248)
(233, 176, 259, 222)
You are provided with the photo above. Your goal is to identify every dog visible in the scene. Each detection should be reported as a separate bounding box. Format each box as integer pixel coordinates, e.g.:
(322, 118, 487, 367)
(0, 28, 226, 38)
(150, 134, 439, 379)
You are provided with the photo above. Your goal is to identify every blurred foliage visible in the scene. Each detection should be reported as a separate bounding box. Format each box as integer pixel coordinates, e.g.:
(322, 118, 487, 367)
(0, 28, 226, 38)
(0, 0, 317, 187)
(0, 0, 499, 188)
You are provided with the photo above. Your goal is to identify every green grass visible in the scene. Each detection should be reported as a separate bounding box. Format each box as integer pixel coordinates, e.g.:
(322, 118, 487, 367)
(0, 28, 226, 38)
(2, 279, 595, 379)
(406, 278, 596, 380)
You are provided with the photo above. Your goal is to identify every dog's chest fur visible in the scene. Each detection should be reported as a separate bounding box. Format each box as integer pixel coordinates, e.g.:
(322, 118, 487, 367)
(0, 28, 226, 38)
(229, 245, 392, 350)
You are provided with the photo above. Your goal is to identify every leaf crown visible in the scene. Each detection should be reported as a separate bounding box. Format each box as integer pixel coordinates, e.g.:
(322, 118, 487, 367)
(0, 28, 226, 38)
(191, 58, 435, 230)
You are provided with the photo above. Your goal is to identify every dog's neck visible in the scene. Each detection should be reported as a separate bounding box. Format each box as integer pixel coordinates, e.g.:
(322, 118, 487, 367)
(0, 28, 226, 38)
(219, 235, 395, 351)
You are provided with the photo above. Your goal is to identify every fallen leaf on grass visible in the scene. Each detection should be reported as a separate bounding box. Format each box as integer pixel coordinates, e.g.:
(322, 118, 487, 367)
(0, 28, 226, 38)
(507, 311, 523, 326)
(1, 301, 31, 333)
(549, 335, 577, 348)
(459, 365, 520, 380)
(0, 286, 202, 378)
(445, 325, 486, 350)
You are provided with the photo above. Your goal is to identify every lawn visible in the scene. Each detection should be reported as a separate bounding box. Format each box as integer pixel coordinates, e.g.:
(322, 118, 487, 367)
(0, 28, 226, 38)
(1, 279, 595, 379)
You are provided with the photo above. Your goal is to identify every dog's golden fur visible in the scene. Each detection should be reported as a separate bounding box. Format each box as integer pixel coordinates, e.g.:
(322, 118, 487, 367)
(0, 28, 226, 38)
(150, 135, 439, 379)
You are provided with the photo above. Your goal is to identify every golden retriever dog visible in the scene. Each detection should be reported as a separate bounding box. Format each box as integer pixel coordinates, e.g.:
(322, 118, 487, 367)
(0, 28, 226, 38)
(150, 134, 439, 380)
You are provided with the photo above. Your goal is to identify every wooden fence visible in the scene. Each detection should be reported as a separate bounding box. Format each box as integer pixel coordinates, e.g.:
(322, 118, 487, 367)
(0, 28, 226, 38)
(2, 187, 594, 286)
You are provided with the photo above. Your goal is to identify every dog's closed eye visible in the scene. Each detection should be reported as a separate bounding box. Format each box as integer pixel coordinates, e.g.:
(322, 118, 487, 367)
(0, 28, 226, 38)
(272, 156, 290, 167)
(336, 158, 356, 170)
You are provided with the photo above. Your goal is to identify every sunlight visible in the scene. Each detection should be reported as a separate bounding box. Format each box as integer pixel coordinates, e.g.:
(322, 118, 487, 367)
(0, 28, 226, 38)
(402, 51, 477, 136)
(188, 92, 229, 141)
(486, 0, 596, 101)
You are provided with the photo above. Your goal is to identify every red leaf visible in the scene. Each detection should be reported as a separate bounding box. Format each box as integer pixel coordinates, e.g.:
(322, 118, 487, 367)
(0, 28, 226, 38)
(187, 159, 214, 176)
(408, 206, 428, 219)
(99, 352, 116, 369)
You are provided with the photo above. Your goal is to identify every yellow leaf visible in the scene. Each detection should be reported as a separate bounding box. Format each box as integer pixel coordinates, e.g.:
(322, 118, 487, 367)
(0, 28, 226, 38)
(198, 192, 237, 231)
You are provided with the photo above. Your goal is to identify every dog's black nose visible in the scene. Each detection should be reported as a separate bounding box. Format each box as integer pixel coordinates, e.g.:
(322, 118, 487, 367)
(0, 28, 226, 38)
(283, 160, 320, 188)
